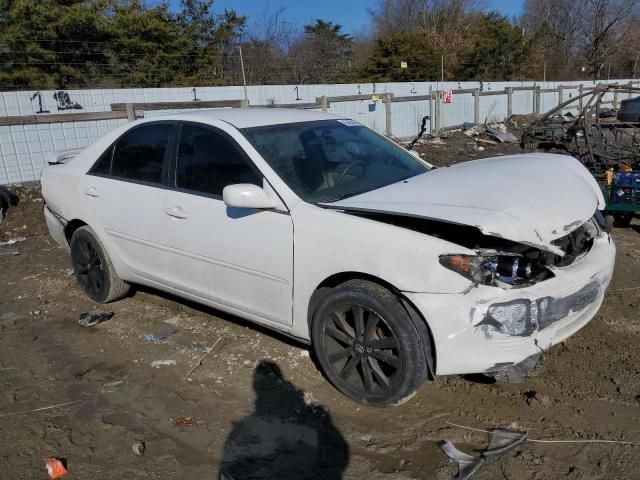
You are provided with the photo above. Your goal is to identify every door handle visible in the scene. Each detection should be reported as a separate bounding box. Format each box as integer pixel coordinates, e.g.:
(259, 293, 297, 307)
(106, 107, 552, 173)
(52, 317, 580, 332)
(165, 206, 188, 219)
(84, 187, 100, 197)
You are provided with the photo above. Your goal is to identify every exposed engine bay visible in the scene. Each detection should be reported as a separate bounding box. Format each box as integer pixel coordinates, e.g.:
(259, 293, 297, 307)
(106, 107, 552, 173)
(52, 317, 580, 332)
(348, 210, 606, 288)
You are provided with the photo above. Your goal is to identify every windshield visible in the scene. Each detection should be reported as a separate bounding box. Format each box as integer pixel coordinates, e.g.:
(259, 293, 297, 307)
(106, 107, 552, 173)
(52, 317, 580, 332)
(241, 120, 429, 203)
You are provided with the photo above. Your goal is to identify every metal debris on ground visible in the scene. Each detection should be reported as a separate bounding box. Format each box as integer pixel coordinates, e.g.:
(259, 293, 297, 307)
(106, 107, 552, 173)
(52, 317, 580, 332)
(132, 441, 145, 456)
(150, 360, 176, 368)
(0, 248, 19, 256)
(463, 124, 483, 137)
(442, 441, 484, 479)
(486, 125, 519, 144)
(488, 353, 543, 383)
(0, 236, 26, 246)
(442, 428, 528, 479)
(174, 415, 197, 426)
(78, 310, 113, 327)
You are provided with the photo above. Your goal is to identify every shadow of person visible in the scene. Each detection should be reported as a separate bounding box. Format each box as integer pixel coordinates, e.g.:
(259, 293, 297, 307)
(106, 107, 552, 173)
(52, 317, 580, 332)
(221, 361, 349, 480)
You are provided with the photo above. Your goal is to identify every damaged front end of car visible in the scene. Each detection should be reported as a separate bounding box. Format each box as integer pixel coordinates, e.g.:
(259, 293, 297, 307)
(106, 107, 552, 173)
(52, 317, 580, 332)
(343, 206, 615, 375)
(437, 212, 610, 341)
(439, 211, 606, 290)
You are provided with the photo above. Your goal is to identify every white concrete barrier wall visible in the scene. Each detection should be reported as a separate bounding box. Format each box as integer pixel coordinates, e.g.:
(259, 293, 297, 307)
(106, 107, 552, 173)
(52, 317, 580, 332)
(0, 79, 637, 184)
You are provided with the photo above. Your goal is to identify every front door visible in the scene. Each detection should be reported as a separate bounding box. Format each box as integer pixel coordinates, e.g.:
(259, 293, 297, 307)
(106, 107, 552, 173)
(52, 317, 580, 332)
(163, 122, 294, 327)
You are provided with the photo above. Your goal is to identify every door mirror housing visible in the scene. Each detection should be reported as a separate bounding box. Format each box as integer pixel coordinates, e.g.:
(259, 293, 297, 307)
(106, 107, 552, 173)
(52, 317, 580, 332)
(223, 184, 278, 209)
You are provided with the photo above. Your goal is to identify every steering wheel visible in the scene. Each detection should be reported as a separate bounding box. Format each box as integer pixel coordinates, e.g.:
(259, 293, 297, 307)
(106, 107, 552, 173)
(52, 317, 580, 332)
(335, 160, 367, 185)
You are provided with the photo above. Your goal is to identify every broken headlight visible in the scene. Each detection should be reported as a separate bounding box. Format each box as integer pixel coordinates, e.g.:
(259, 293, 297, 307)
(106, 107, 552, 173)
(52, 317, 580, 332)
(439, 253, 543, 287)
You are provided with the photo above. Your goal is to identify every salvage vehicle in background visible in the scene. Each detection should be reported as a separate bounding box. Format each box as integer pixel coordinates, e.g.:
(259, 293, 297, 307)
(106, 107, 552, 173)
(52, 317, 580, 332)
(41, 109, 615, 406)
(617, 96, 640, 123)
(521, 84, 640, 228)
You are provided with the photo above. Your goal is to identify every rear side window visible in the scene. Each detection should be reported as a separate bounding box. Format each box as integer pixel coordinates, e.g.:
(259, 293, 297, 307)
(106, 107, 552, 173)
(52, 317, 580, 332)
(110, 124, 172, 184)
(175, 124, 261, 196)
(90, 146, 112, 175)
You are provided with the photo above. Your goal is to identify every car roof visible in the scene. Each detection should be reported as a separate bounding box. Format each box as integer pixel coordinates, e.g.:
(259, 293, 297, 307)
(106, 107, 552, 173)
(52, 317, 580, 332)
(161, 107, 344, 129)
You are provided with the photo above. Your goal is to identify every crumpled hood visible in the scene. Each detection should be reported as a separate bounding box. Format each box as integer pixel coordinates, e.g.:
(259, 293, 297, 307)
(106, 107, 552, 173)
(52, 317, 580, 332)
(326, 153, 604, 253)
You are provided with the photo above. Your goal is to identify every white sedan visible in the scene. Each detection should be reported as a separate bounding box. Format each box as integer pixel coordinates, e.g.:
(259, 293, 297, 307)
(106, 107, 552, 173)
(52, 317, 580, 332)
(41, 109, 615, 406)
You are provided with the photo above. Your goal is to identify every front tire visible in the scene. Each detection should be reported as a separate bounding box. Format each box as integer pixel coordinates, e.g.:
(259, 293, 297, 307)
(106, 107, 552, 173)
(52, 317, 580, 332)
(311, 280, 428, 406)
(70, 226, 130, 303)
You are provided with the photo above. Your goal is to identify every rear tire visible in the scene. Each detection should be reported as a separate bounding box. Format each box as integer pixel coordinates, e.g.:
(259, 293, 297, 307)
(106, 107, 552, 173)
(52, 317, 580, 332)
(311, 280, 428, 406)
(614, 213, 633, 228)
(70, 226, 130, 303)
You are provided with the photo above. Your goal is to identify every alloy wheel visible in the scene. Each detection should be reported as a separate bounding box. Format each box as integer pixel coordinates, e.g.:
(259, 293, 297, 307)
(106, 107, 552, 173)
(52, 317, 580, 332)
(322, 303, 401, 394)
(72, 237, 105, 297)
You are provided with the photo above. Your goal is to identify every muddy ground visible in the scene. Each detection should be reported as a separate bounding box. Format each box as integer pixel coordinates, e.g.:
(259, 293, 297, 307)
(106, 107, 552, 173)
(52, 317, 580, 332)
(1, 146, 640, 479)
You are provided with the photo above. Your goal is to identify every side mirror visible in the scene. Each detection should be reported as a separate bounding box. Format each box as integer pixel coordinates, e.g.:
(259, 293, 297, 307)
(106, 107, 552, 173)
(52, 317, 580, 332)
(223, 184, 278, 210)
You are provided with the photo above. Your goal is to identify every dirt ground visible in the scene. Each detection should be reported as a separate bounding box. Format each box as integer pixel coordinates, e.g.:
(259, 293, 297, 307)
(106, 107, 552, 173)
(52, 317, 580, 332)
(2, 147, 640, 479)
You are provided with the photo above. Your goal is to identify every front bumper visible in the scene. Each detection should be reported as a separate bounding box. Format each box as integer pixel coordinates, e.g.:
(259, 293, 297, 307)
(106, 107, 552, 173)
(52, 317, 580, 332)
(406, 234, 616, 375)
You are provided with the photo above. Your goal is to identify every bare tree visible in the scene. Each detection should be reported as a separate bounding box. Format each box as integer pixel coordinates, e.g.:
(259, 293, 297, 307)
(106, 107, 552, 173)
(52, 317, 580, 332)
(239, 5, 297, 84)
(578, 0, 638, 79)
(368, 0, 483, 76)
(521, 0, 581, 79)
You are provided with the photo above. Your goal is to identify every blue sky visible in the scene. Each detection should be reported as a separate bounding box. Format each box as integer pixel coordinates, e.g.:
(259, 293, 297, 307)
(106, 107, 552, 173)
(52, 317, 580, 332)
(207, 0, 526, 34)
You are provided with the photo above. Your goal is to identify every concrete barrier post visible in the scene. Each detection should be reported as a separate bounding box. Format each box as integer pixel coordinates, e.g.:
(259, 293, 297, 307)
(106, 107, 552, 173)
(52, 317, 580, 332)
(578, 84, 584, 110)
(473, 88, 480, 124)
(321, 96, 328, 112)
(384, 93, 392, 136)
(126, 103, 136, 122)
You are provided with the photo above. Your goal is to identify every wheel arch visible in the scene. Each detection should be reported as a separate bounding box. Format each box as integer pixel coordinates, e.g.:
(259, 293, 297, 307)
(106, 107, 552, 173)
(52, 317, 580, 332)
(307, 271, 437, 377)
(64, 219, 88, 244)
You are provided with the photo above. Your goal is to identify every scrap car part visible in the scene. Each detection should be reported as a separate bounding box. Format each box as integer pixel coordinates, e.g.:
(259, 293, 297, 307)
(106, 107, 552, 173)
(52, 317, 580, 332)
(521, 85, 640, 175)
(442, 428, 528, 479)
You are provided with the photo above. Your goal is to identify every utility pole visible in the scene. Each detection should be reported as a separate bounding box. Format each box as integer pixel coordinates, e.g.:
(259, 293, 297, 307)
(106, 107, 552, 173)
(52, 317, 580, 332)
(441, 55, 444, 83)
(238, 46, 248, 103)
(543, 59, 546, 83)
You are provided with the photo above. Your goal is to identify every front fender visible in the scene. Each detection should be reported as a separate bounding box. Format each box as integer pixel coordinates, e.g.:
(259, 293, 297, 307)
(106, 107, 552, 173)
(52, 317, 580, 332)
(290, 204, 473, 339)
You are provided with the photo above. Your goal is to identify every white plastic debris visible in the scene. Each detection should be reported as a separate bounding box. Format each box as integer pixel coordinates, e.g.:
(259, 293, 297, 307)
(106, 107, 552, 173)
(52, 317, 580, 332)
(0, 236, 26, 246)
(151, 360, 176, 368)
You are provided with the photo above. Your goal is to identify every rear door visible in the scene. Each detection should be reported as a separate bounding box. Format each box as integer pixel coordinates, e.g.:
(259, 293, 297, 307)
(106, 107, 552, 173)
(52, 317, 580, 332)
(81, 122, 176, 286)
(162, 122, 294, 327)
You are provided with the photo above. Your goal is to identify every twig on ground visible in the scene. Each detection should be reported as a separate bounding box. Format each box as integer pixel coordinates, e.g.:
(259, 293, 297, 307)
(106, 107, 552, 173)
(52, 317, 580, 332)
(0, 399, 84, 418)
(186, 337, 223, 378)
(445, 420, 640, 446)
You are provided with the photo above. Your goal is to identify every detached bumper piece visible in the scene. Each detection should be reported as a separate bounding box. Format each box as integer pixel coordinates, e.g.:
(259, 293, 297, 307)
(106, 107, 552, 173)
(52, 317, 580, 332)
(442, 428, 528, 479)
